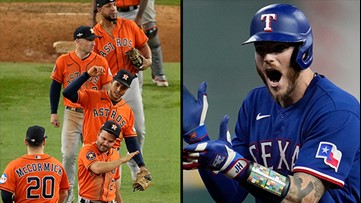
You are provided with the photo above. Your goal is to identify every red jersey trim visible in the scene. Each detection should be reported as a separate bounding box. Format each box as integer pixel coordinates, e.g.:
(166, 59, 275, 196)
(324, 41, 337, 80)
(293, 166, 344, 187)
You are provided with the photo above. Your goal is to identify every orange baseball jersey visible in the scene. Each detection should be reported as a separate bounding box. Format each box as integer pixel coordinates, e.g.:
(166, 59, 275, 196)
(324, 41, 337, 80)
(0, 154, 70, 203)
(51, 51, 113, 108)
(78, 143, 120, 202)
(77, 89, 136, 148)
(93, 18, 148, 75)
(116, 0, 140, 7)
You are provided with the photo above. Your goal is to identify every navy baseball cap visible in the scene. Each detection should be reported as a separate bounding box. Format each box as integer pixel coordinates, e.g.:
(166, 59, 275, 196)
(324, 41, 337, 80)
(96, 0, 115, 7)
(113, 69, 135, 88)
(101, 120, 121, 138)
(73, 25, 100, 40)
(26, 126, 47, 144)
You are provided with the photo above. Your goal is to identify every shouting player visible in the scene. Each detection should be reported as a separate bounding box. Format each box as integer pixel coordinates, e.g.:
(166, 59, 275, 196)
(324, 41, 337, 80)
(50, 25, 112, 203)
(78, 120, 139, 203)
(62, 66, 152, 190)
(0, 126, 70, 203)
(91, 0, 152, 181)
(182, 3, 360, 203)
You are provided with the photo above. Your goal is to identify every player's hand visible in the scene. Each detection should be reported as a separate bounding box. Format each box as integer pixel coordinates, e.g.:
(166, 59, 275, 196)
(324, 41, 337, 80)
(182, 81, 209, 144)
(183, 115, 250, 180)
(50, 114, 60, 128)
(139, 55, 152, 71)
(87, 66, 105, 77)
(120, 151, 140, 164)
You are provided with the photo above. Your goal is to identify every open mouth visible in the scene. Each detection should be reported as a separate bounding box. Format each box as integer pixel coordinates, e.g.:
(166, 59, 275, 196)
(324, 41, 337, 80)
(266, 69, 282, 82)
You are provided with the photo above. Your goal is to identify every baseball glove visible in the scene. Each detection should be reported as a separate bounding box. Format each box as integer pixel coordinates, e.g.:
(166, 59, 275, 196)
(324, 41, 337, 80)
(133, 168, 152, 191)
(126, 48, 143, 70)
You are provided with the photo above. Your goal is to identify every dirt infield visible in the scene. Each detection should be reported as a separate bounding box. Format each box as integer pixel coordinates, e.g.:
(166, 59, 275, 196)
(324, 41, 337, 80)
(0, 3, 180, 63)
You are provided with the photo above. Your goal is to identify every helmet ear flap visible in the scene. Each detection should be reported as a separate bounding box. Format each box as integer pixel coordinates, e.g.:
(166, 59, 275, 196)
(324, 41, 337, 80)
(295, 32, 313, 70)
(290, 43, 302, 71)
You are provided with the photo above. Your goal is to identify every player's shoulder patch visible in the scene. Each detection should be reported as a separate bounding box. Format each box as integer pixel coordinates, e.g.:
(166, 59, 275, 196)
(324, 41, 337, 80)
(0, 174, 8, 184)
(315, 142, 342, 172)
(86, 151, 97, 161)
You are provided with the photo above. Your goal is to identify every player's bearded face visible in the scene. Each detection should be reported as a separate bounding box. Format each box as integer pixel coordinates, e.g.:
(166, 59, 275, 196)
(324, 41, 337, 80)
(254, 42, 301, 106)
(96, 132, 116, 152)
(101, 3, 117, 22)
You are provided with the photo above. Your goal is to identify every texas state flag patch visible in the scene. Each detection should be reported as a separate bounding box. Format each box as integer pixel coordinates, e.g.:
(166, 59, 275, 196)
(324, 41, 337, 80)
(316, 142, 342, 172)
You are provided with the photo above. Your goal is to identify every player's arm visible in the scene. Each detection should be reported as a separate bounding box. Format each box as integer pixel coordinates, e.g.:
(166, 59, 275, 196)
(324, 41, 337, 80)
(50, 79, 62, 128)
(62, 66, 105, 103)
(183, 116, 328, 203)
(124, 136, 146, 168)
(59, 188, 68, 203)
(137, 43, 152, 70)
(89, 151, 139, 174)
(90, 0, 97, 27)
(134, 0, 148, 27)
(101, 82, 111, 90)
(283, 172, 327, 203)
(1, 190, 13, 203)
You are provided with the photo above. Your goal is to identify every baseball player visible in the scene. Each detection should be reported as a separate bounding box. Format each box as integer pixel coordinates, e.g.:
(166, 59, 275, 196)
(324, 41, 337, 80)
(91, 0, 169, 87)
(182, 3, 360, 203)
(0, 126, 70, 203)
(62, 66, 152, 188)
(78, 120, 139, 203)
(50, 25, 112, 203)
(141, 0, 169, 87)
(91, 0, 152, 181)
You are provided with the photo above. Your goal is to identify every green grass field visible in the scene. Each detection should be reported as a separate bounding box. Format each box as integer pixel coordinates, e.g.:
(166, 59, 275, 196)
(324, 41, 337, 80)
(0, 62, 180, 202)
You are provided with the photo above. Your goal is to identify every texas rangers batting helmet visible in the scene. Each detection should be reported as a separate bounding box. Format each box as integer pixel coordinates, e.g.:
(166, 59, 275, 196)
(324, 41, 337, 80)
(243, 4, 313, 70)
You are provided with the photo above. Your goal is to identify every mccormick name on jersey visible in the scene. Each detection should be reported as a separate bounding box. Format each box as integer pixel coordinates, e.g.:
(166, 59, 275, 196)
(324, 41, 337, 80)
(15, 162, 64, 178)
(98, 40, 133, 58)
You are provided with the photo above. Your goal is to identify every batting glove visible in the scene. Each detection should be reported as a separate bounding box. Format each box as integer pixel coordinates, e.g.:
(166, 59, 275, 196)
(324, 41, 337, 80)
(182, 81, 209, 144)
(183, 115, 250, 180)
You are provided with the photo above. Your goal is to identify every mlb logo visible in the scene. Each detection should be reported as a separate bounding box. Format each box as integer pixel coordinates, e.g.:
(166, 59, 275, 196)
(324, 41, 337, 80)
(316, 142, 342, 172)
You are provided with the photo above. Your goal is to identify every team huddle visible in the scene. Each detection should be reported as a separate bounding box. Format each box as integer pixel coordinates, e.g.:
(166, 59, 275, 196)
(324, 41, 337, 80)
(0, 0, 161, 202)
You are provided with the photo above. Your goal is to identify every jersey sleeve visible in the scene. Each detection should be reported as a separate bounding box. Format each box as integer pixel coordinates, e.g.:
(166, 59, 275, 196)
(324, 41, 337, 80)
(51, 55, 66, 83)
(122, 105, 137, 137)
(79, 146, 100, 170)
(59, 164, 70, 191)
(77, 89, 93, 109)
(0, 161, 16, 193)
(293, 110, 360, 187)
(131, 21, 148, 48)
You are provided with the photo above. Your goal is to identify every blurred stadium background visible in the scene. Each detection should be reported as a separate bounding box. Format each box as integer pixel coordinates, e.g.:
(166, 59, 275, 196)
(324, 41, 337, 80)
(182, 0, 360, 202)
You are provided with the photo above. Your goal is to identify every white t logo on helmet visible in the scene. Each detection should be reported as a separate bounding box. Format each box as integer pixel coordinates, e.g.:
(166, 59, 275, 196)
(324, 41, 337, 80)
(261, 14, 277, 32)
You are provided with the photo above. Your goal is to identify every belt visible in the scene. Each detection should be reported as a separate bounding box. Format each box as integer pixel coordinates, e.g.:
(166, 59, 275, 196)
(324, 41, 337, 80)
(65, 106, 84, 113)
(117, 5, 139, 12)
(80, 198, 114, 203)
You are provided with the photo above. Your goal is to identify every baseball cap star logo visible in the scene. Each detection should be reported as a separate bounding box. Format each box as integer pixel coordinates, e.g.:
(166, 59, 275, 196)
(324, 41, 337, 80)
(122, 74, 129, 80)
(111, 124, 118, 131)
(77, 33, 83, 37)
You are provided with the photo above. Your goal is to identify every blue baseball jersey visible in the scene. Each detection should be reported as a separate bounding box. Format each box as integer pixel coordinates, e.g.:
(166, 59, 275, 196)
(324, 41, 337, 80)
(232, 74, 360, 202)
